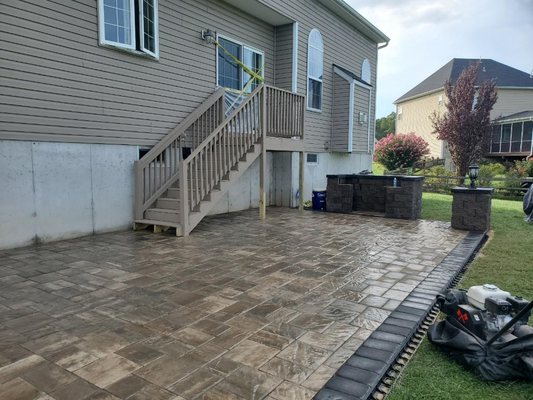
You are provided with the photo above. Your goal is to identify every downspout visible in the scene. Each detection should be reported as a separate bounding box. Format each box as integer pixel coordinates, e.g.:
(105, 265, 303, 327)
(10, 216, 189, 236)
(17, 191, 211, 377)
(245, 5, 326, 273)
(378, 41, 389, 50)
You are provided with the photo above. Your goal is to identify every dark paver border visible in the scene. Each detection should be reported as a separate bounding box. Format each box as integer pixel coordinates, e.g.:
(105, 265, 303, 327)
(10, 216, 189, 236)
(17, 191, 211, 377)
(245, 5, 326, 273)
(314, 231, 486, 400)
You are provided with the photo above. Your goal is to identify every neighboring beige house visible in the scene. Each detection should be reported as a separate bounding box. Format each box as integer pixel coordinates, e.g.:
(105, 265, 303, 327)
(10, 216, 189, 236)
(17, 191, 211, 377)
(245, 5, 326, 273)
(394, 58, 533, 159)
(0, 0, 389, 248)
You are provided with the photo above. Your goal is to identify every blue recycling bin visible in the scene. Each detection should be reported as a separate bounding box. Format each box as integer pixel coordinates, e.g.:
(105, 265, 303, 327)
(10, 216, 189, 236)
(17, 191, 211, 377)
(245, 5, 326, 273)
(312, 189, 327, 211)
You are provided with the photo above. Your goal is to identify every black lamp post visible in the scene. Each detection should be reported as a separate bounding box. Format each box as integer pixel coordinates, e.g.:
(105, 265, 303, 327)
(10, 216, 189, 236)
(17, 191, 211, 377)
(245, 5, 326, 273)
(468, 164, 480, 189)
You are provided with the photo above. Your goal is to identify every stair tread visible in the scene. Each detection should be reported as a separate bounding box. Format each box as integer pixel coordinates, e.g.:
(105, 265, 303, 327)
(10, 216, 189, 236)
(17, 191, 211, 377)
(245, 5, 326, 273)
(134, 219, 181, 228)
(146, 207, 180, 214)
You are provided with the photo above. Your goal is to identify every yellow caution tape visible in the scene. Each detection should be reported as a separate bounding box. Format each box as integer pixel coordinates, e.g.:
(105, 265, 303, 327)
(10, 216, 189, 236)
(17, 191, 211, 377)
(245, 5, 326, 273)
(214, 40, 265, 85)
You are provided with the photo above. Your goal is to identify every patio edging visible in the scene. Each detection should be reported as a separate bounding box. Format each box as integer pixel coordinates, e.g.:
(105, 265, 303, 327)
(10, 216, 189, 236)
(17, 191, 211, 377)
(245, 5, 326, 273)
(314, 230, 487, 400)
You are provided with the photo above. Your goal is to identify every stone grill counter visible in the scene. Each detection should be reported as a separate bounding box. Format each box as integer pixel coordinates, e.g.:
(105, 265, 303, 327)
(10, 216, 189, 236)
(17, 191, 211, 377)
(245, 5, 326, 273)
(326, 174, 424, 219)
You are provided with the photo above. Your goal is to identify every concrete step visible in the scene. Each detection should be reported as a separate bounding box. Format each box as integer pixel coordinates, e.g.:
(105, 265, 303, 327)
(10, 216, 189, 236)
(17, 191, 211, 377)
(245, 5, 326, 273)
(145, 208, 180, 223)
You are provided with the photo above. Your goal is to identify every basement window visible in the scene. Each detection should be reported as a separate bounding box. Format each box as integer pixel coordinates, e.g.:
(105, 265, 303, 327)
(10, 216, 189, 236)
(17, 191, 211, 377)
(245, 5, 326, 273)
(306, 153, 318, 165)
(98, 0, 159, 58)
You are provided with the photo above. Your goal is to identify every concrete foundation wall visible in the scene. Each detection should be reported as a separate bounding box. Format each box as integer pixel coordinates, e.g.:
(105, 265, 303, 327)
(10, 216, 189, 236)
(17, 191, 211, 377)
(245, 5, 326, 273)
(300, 152, 372, 202)
(208, 153, 274, 215)
(0, 140, 137, 250)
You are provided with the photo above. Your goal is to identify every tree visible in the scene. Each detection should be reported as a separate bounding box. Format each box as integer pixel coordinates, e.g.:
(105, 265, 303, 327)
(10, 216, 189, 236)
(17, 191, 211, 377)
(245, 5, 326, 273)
(375, 112, 396, 140)
(374, 133, 430, 171)
(431, 63, 498, 177)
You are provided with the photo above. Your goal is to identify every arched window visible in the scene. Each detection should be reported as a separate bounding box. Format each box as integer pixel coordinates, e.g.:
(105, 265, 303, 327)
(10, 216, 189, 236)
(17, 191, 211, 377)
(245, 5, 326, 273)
(307, 29, 323, 111)
(361, 59, 371, 84)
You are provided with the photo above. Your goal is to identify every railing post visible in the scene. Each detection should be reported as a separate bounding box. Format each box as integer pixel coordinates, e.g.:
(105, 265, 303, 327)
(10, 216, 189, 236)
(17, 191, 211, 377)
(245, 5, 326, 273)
(259, 86, 267, 220)
(299, 151, 304, 212)
(134, 161, 144, 220)
(179, 160, 189, 236)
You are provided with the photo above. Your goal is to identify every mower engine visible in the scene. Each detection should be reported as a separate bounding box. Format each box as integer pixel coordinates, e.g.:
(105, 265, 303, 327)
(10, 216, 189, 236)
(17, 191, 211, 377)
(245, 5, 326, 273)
(439, 284, 533, 341)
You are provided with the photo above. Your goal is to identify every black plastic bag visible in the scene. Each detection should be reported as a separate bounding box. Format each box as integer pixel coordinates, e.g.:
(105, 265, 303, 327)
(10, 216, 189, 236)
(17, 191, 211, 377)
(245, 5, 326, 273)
(524, 184, 533, 221)
(428, 317, 533, 381)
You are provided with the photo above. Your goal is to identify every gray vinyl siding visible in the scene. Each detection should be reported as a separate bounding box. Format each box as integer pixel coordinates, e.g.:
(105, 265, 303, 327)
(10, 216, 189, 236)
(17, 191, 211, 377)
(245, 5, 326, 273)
(1, 0, 381, 151)
(0, 0, 275, 146)
(330, 73, 350, 152)
(274, 23, 293, 91)
(261, 0, 378, 153)
(353, 86, 371, 152)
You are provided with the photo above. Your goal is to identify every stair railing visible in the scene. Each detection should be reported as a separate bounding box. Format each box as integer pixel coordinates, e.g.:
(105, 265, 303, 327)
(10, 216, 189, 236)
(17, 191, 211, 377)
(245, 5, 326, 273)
(134, 88, 225, 220)
(180, 85, 265, 234)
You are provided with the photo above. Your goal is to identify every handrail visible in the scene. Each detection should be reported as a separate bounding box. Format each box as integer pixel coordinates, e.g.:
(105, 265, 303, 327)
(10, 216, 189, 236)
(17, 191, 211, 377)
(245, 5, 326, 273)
(134, 88, 225, 219)
(180, 85, 265, 233)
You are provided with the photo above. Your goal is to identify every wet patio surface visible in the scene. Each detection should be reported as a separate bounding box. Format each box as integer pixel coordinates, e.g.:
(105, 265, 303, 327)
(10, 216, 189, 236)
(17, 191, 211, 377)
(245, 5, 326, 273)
(0, 208, 466, 400)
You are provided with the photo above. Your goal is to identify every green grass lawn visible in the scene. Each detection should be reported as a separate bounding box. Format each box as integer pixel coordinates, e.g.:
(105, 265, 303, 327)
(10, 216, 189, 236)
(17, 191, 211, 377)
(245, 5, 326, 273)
(372, 162, 385, 175)
(388, 193, 533, 400)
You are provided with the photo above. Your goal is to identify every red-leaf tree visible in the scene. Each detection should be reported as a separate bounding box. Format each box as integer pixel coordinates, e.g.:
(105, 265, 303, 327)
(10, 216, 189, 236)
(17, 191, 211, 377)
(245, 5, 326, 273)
(431, 63, 498, 177)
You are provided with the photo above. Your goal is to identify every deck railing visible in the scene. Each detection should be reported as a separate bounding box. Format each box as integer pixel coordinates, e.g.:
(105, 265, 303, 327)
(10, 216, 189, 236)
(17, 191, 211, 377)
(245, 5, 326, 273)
(265, 85, 305, 138)
(134, 88, 225, 219)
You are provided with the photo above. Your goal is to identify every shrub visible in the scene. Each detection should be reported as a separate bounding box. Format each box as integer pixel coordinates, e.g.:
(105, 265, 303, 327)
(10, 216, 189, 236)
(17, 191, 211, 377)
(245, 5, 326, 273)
(374, 133, 430, 171)
(478, 163, 506, 186)
(511, 159, 533, 177)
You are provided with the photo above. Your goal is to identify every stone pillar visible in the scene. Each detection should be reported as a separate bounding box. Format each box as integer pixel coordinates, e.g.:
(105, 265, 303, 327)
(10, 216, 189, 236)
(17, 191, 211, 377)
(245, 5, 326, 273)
(326, 176, 353, 213)
(451, 187, 494, 231)
(385, 177, 424, 219)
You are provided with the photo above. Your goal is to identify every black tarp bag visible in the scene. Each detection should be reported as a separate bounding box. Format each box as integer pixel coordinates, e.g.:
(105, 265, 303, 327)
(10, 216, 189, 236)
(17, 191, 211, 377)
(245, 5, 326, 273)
(524, 183, 533, 221)
(429, 317, 533, 381)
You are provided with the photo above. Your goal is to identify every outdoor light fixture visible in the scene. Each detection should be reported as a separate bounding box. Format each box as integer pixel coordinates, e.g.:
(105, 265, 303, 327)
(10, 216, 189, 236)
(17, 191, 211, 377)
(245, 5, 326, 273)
(201, 29, 216, 44)
(468, 164, 480, 189)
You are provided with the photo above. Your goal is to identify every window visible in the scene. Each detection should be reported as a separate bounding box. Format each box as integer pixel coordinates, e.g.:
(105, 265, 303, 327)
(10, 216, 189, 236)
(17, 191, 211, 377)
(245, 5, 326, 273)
(491, 125, 501, 153)
(361, 59, 371, 84)
(306, 153, 318, 164)
(307, 29, 323, 111)
(522, 121, 533, 152)
(501, 123, 512, 153)
(217, 36, 264, 92)
(511, 122, 523, 152)
(397, 106, 403, 120)
(98, 0, 159, 58)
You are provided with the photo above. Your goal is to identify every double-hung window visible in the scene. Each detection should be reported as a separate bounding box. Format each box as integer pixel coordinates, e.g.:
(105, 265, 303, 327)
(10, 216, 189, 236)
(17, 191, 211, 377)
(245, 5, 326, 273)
(307, 29, 323, 111)
(98, 0, 159, 58)
(217, 36, 264, 92)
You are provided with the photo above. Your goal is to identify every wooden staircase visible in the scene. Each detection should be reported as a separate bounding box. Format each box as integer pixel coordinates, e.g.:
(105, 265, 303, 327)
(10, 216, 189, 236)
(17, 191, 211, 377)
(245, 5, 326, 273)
(133, 85, 305, 236)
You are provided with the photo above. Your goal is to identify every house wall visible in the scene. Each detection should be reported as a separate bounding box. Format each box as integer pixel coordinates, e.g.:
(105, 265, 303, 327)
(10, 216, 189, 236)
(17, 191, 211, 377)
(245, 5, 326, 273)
(0, 0, 383, 248)
(396, 91, 446, 158)
(0, 0, 276, 146)
(262, 0, 379, 155)
(0, 140, 137, 250)
(274, 24, 294, 91)
(491, 89, 533, 119)
(353, 85, 372, 153)
(331, 73, 351, 152)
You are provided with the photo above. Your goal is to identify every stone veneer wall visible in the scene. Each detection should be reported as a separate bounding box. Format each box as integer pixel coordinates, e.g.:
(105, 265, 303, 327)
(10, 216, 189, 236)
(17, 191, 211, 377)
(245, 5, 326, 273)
(451, 187, 494, 231)
(326, 175, 424, 219)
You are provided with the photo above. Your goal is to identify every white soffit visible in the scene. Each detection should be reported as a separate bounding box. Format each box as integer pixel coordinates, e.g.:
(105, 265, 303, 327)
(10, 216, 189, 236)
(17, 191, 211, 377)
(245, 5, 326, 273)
(222, 0, 293, 26)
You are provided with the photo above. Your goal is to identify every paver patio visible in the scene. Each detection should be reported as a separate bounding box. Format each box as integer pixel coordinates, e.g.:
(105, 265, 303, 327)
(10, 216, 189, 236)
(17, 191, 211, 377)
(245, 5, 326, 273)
(0, 208, 466, 400)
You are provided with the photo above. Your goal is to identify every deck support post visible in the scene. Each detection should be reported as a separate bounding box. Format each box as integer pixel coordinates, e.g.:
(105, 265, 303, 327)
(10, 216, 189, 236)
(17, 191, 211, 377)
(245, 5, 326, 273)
(299, 151, 304, 212)
(260, 87, 267, 220)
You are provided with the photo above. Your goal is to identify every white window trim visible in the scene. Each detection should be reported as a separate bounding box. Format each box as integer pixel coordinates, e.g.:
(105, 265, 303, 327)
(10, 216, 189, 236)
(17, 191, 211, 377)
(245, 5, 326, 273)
(139, 0, 159, 58)
(291, 22, 299, 93)
(98, 0, 159, 59)
(98, 0, 136, 50)
(215, 34, 265, 91)
(307, 28, 323, 113)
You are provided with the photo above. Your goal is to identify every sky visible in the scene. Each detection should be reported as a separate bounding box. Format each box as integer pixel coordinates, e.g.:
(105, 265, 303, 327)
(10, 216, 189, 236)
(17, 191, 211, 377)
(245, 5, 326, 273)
(346, 0, 533, 118)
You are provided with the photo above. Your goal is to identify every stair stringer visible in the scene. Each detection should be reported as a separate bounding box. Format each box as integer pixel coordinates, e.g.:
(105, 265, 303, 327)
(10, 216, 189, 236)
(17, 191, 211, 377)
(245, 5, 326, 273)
(186, 142, 263, 234)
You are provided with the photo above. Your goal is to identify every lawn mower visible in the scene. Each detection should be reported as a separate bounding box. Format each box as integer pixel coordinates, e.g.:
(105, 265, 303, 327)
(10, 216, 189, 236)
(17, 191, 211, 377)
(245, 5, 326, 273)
(428, 284, 533, 381)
